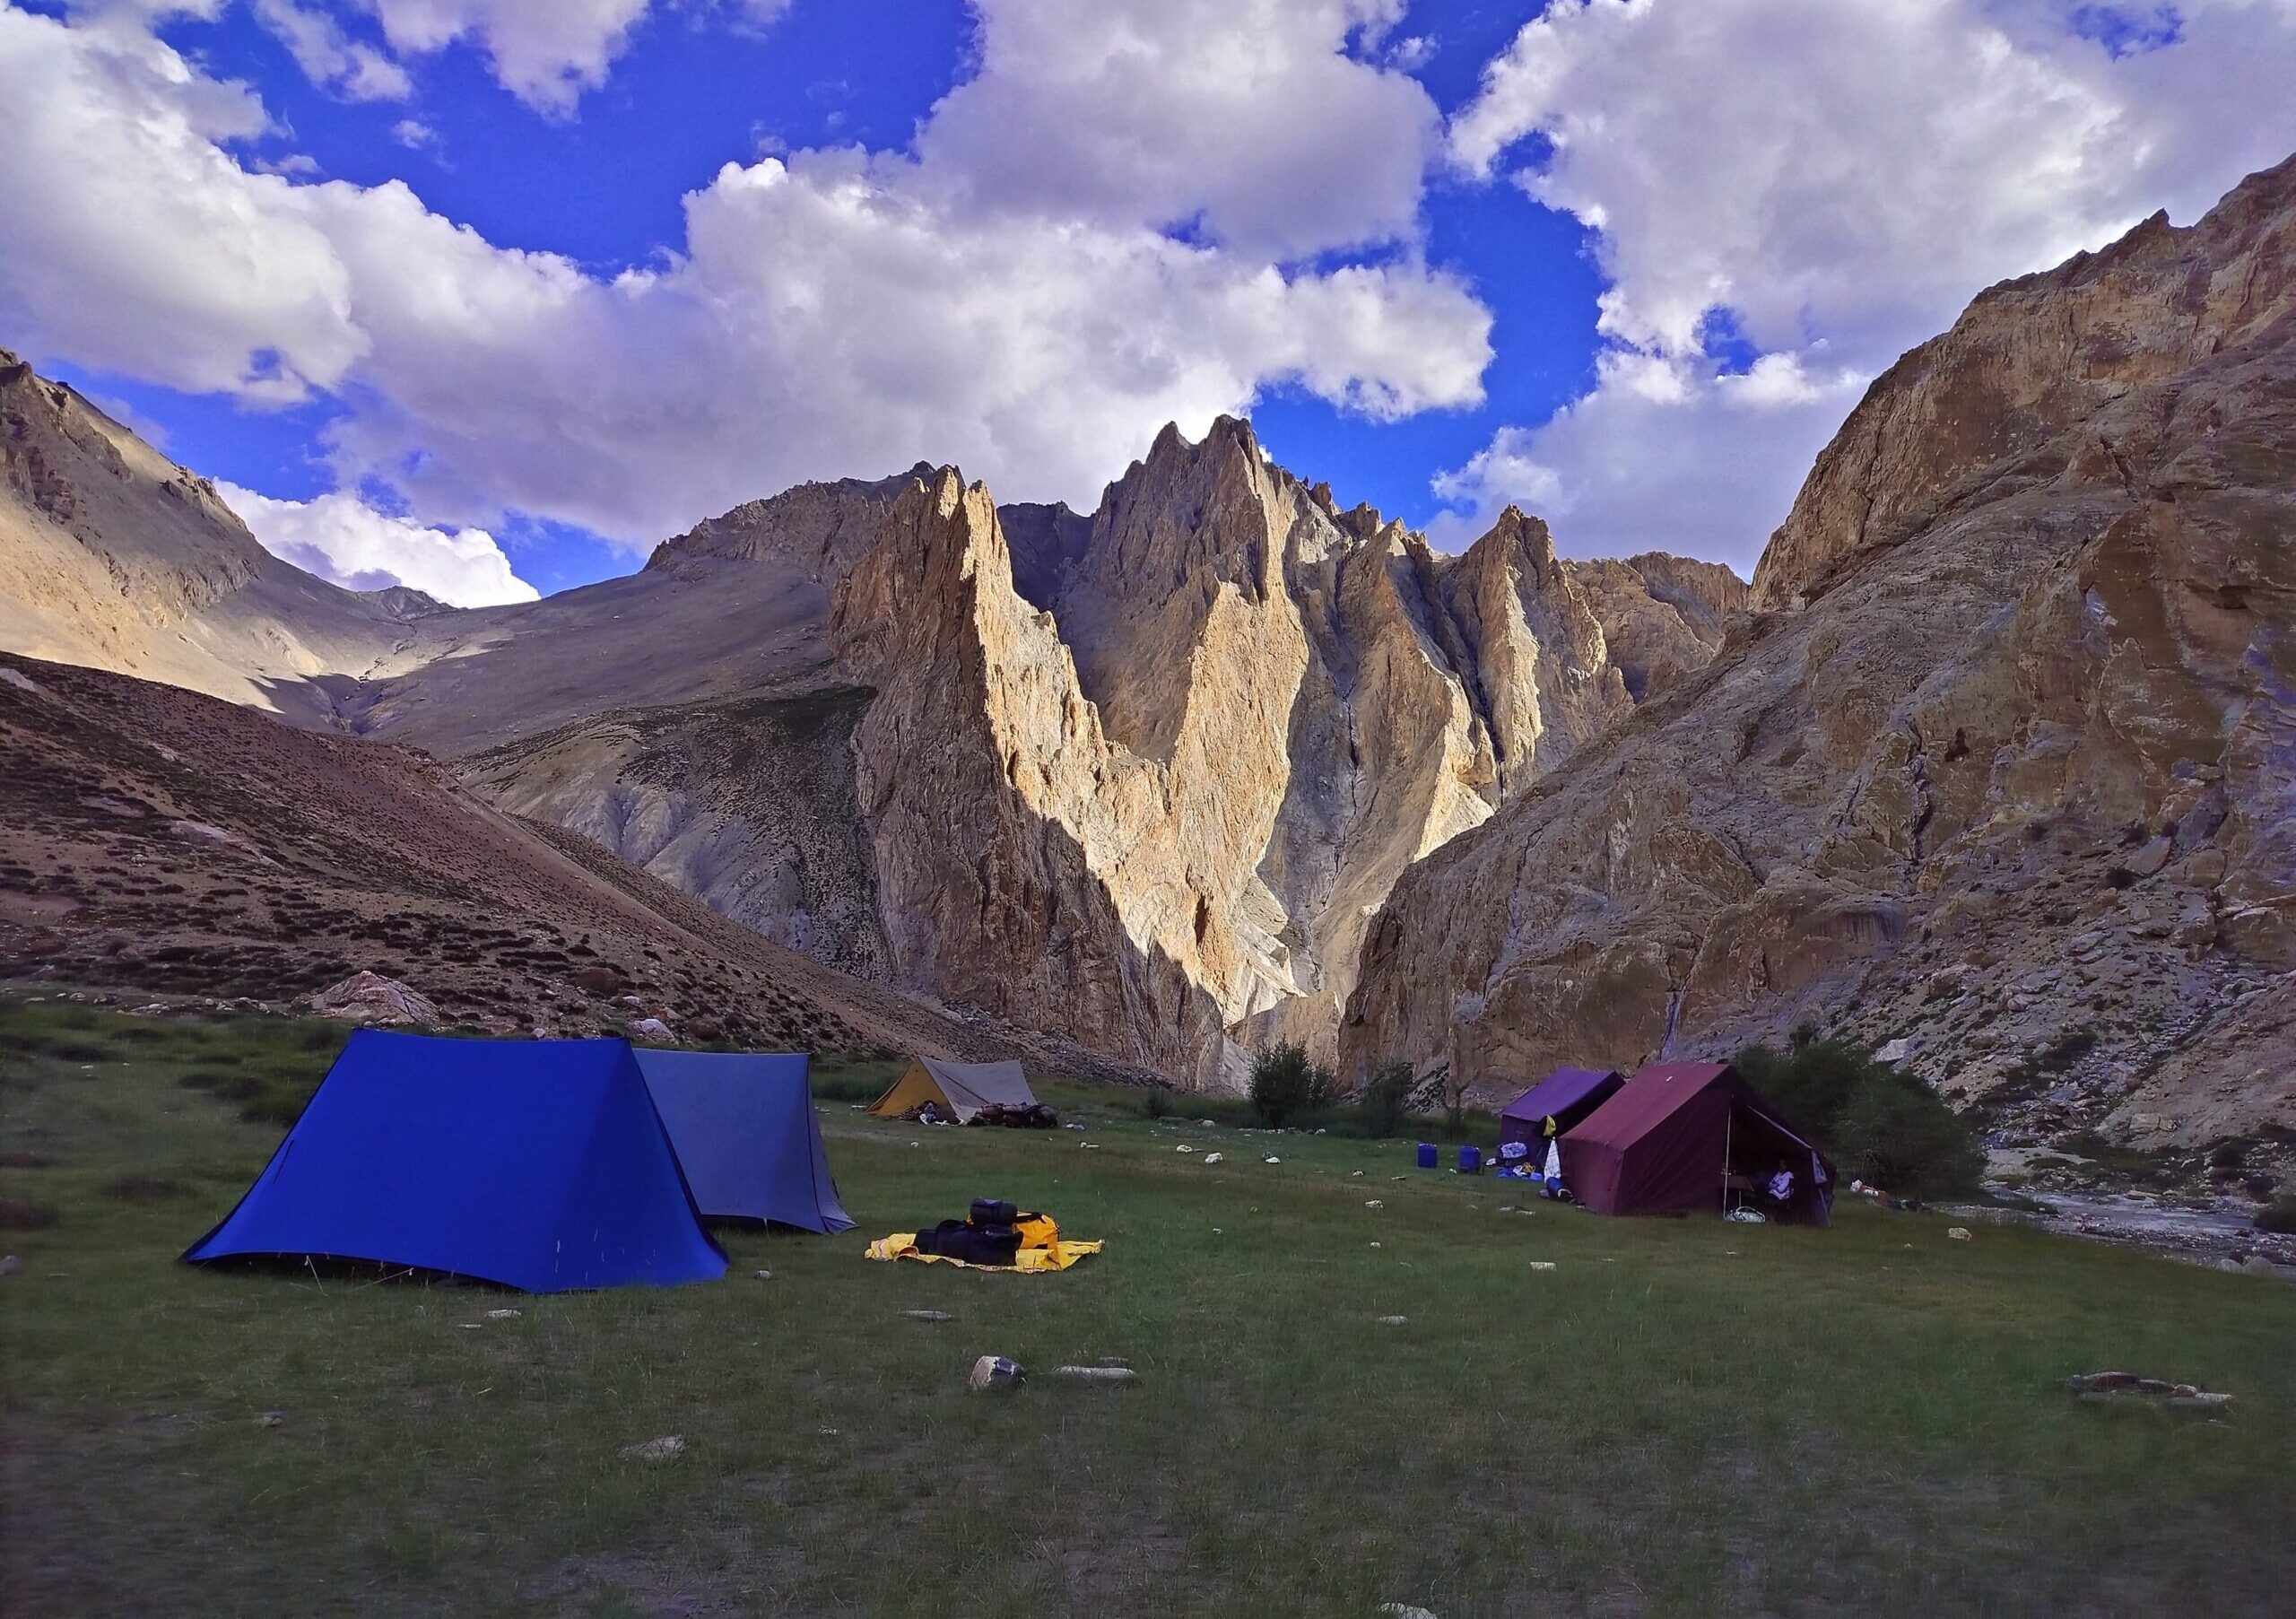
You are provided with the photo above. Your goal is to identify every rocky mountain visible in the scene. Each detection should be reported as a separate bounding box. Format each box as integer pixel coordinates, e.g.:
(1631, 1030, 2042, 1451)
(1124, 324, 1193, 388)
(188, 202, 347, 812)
(0, 351, 421, 718)
(0, 369, 1739, 1090)
(817, 424, 1650, 1083)
(0, 650, 1137, 1080)
(1342, 154, 2296, 1157)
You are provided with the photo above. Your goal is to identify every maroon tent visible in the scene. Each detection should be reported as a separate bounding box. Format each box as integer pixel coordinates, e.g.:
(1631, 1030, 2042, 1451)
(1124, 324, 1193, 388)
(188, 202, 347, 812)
(1556, 1062, 1835, 1224)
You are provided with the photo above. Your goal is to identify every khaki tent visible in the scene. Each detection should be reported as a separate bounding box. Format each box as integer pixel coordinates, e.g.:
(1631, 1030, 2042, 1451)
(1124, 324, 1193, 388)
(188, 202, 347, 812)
(867, 1058, 1039, 1123)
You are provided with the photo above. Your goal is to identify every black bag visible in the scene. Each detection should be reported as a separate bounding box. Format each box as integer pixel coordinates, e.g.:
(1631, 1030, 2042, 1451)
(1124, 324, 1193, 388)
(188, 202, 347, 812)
(969, 1198, 1018, 1227)
(916, 1219, 1022, 1266)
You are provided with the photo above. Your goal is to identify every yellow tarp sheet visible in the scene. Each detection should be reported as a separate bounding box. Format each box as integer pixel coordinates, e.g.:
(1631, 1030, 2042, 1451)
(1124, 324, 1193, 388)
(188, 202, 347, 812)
(865, 1233, 1104, 1272)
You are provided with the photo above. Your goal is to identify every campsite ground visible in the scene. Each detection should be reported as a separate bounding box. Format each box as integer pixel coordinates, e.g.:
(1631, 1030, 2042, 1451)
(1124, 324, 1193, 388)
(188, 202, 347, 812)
(4, 998, 2294, 1618)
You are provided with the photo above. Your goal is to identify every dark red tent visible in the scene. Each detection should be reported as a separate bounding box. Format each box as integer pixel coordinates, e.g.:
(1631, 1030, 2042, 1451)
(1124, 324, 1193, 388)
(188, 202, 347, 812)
(1557, 1062, 1835, 1224)
(1497, 1066, 1624, 1153)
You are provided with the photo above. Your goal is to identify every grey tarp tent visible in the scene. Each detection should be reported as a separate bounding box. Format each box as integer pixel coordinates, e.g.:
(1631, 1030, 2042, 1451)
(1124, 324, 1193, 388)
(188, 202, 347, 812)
(632, 1049, 854, 1232)
(867, 1057, 1038, 1123)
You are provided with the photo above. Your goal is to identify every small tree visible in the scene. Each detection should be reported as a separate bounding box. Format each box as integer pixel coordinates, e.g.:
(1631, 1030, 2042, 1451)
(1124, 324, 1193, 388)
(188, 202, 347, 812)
(1735, 1038, 1984, 1199)
(1439, 1062, 1473, 1133)
(1249, 1040, 1317, 1127)
(1360, 1059, 1413, 1138)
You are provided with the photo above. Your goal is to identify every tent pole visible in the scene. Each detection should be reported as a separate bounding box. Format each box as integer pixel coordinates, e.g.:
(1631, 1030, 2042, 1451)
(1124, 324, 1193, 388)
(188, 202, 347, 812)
(1723, 1110, 1732, 1214)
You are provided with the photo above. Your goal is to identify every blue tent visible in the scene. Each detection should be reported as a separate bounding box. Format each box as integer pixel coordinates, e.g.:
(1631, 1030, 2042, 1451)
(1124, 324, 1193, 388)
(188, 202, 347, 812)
(631, 1049, 854, 1232)
(183, 1031, 726, 1292)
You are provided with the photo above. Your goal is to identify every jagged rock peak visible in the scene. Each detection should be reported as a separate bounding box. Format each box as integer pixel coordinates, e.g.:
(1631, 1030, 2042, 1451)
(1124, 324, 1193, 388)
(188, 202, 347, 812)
(1453, 505, 1564, 577)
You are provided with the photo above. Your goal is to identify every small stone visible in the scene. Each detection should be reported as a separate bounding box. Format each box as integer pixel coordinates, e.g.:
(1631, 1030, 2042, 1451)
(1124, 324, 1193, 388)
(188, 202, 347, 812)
(483, 1307, 521, 1319)
(623, 1436, 684, 1463)
(2119, 836, 2175, 879)
(1370, 1241, 1381, 1249)
(1528, 1262, 1557, 1272)
(1364, 1199, 1384, 1210)
(1263, 1155, 1281, 1165)
(1352, 1170, 1365, 1178)
(1051, 1365, 1135, 1382)
(969, 1355, 1025, 1392)
(1948, 1227, 1973, 1241)
(1377, 1315, 1408, 1326)
(903, 1310, 956, 1322)
(1378, 1605, 1439, 1619)
(1197, 1119, 1217, 1127)
(752, 1269, 773, 1281)
(1203, 1153, 1223, 1164)
(257, 1410, 287, 1428)
(1875, 1037, 1912, 1064)
(0, 1255, 18, 1278)
(1176, 1145, 1194, 1153)
(2241, 1255, 2276, 1275)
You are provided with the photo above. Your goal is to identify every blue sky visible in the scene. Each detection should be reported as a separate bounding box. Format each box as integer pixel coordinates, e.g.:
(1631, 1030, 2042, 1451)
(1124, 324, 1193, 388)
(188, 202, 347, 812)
(5, 1, 2292, 603)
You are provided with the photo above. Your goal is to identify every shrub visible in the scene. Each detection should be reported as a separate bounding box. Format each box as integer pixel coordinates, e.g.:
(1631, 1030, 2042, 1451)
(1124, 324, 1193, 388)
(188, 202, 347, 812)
(1142, 1088, 1172, 1120)
(1359, 1059, 1413, 1139)
(2256, 1197, 2296, 1235)
(1734, 1038, 1985, 1199)
(1249, 1041, 1335, 1128)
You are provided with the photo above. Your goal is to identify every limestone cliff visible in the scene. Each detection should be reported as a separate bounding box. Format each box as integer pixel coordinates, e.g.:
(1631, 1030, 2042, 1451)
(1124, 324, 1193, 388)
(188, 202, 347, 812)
(1342, 154, 2296, 1153)
(822, 422, 1666, 1083)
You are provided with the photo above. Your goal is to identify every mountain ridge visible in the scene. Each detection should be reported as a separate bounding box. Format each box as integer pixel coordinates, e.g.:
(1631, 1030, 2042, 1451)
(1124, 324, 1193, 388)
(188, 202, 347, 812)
(0, 359, 1736, 1085)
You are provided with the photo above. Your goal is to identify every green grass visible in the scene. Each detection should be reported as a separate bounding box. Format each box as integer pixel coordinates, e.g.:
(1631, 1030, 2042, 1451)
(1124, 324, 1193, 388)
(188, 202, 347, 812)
(4, 1003, 2294, 1616)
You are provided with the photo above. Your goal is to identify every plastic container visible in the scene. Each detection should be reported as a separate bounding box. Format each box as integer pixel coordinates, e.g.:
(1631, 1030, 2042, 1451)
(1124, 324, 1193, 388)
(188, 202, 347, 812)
(1458, 1145, 1483, 1175)
(1416, 1142, 1438, 1170)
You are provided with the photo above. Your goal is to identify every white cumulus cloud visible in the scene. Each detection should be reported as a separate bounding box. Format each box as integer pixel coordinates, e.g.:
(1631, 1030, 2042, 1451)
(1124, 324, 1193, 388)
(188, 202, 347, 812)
(0, 0, 1492, 560)
(1435, 0, 2296, 570)
(218, 481, 539, 605)
(252, 0, 412, 102)
(918, 0, 1444, 259)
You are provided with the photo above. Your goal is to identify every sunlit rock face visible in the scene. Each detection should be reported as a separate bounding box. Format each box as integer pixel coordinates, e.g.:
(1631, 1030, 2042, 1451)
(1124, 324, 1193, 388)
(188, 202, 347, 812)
(1344, 155, 2296, 1153)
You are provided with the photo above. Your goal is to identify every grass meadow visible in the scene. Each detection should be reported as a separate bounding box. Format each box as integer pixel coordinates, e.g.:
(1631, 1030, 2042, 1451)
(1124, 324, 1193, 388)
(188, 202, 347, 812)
(4, 998, 2293, 1617)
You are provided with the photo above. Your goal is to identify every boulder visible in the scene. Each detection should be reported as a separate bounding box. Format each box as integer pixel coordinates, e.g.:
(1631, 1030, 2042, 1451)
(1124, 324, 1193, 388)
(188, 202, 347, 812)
(304, 971, 439, 1028)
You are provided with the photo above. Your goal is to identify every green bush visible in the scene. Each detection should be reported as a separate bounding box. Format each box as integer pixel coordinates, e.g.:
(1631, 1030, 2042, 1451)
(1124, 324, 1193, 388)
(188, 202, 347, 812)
(1249, 1041, 1336, 1128)
(1734, 1038, 1985, 1199)
(2257, 1197, 2296, 1235)
(1359, 1059, 1413, 1139)
(1142, 1088, 1173, 1120)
